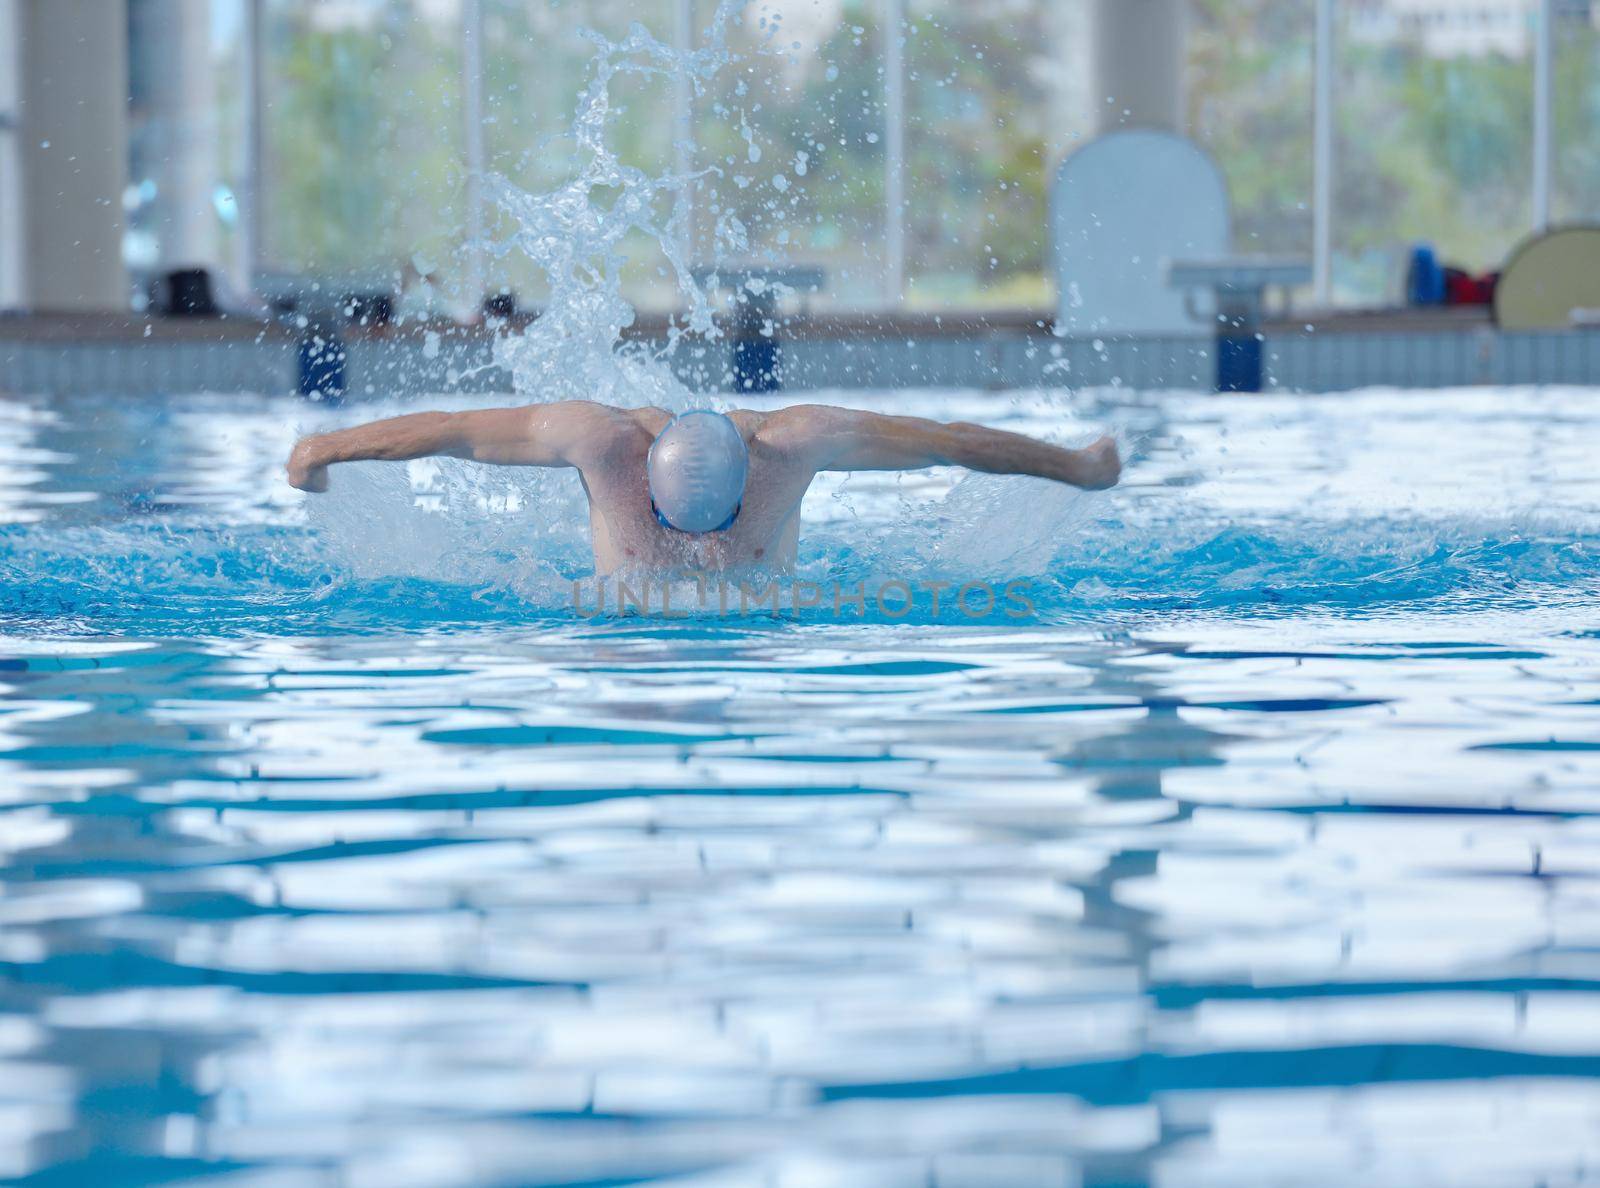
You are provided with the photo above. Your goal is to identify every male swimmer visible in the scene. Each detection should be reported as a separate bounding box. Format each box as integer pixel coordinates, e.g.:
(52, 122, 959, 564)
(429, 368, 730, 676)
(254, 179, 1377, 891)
(287, 402, 1120, 573)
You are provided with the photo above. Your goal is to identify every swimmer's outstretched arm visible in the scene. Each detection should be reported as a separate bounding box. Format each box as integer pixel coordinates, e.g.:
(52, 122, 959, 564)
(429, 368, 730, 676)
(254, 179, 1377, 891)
(776, 406, 1120, 490)
(286, 401, 615, 492)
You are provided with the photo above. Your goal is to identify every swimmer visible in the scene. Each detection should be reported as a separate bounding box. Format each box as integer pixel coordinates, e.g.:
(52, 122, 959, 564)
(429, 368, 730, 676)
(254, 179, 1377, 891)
(287, 402, 1120, 573)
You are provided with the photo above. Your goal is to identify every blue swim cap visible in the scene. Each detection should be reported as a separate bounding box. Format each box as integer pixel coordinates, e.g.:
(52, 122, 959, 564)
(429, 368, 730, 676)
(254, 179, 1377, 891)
(647, 410, 749, 534)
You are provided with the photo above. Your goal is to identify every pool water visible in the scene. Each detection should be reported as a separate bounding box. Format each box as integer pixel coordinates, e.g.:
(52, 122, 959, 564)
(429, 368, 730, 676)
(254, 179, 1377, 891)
(3, 385, 1600, 1187)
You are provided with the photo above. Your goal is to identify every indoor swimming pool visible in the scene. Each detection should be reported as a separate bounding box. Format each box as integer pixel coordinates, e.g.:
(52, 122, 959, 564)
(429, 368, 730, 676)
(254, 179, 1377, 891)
(3, 384, 1599, 1186)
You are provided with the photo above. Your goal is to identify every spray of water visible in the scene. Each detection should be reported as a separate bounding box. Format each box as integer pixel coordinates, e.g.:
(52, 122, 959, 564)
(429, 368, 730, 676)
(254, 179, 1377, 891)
(306, 0, 773, 593)
(306, 0, 1111, 600)
(0, 4, 1222, 634)
(486, 2, 746, 409)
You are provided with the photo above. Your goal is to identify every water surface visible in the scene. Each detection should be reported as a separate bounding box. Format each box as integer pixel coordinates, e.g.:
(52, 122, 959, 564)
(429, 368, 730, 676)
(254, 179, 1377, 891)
(3, 386, 1599, 1186)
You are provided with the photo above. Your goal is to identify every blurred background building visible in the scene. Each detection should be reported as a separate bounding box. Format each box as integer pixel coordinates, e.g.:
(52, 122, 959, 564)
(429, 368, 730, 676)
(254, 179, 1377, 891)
(0, 0, 1597, 316)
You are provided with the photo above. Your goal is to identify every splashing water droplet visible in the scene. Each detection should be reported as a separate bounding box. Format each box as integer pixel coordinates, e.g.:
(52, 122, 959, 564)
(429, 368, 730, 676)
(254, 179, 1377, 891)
(488, 2, 751, 410)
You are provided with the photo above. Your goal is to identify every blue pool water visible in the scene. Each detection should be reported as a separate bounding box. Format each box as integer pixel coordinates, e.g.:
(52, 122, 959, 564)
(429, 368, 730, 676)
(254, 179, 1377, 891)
(3, 384, 1600, 1186)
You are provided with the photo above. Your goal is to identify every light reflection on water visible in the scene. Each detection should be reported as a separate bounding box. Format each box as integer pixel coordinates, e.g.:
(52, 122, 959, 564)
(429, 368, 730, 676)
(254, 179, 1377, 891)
(2, 388, 1600, 1186)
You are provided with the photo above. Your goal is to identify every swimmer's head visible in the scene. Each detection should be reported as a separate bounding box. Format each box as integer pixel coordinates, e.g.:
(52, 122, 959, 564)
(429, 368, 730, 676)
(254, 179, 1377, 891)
(647, 410, 749, 534)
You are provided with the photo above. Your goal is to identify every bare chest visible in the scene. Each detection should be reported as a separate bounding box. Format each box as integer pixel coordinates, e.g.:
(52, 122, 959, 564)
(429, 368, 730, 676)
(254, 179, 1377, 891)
(580, 452, 811, 573)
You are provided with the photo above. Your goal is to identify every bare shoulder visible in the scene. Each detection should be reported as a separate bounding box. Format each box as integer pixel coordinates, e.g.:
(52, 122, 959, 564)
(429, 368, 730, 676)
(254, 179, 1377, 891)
(523, 399, 630, 432)
(620, 405, 674, 430)
(526, 401, 651, 467)
(749, 403, 863, 448)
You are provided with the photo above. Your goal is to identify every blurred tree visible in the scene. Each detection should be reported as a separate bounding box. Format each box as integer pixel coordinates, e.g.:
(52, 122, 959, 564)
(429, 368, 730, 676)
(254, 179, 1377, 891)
(263, 0, 463, 287)
(1555, 14, 1600, 222)
(254, 0, 1586, 312)
(1334, 19, 1532, 301)
(1187, 0, 1315, 256)
(902, 0, 1052, 307)
(691, 0, 888, 305)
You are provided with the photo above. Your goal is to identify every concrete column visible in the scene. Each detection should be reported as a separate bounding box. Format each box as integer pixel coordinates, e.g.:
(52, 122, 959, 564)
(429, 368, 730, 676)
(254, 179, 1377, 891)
(131, 0, 218, 273)
(17, 0, 130, 311)
(242, 0, 262, 289)
(1091, 0, 1187, 136)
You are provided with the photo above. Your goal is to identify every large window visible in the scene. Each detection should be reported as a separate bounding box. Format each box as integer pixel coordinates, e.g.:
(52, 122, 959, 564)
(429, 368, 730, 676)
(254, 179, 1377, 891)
(260, 0, 465, 304)
(1555, 2, 1600, 223)
(1187, 0, 1316, 258)
(1334, 0, 1536, 303)
(236, 0, 1585, 316)
(902, 0, 1060, 308)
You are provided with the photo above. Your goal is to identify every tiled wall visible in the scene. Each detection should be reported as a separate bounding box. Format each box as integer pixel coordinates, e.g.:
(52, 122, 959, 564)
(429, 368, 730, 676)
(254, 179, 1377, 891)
(4, 326, 1599, 398)
(2, 338, 299, 396)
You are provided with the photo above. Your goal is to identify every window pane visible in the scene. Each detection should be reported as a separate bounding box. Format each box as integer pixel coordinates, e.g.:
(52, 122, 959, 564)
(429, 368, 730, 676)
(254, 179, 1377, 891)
(1187, 0, 1315, 259)
(692, 0, 888, 309)
(482, 0, 679, 311)
(261, 0, 465, 302)
(903, 0, 1060, 309)
(1555, 3, 1600, 223)
(1334, 1, 1535, 305)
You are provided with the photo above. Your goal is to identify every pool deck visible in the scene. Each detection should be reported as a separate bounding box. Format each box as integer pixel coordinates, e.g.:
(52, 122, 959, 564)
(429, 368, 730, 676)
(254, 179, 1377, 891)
(2, 306, 1598, 396)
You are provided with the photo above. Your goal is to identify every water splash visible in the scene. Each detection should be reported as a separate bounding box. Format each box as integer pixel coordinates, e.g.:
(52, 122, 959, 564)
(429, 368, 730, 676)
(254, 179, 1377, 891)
(9, 356, 1600, 637)
(486, 2, 750, 409)
(8, 485, 1598, 636)
(311, 2, 1119, 598)
(287, 2, 827, 602)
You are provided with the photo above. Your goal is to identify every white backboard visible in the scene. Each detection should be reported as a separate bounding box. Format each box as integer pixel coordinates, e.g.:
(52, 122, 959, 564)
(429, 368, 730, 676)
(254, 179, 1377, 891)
(1051, 129, 1231, 337)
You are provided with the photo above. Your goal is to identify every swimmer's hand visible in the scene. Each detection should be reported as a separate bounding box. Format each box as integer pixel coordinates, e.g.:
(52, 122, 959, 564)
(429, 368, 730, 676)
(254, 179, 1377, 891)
(1074, 436, 1121, 490)
(287, 438, 330, 492)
